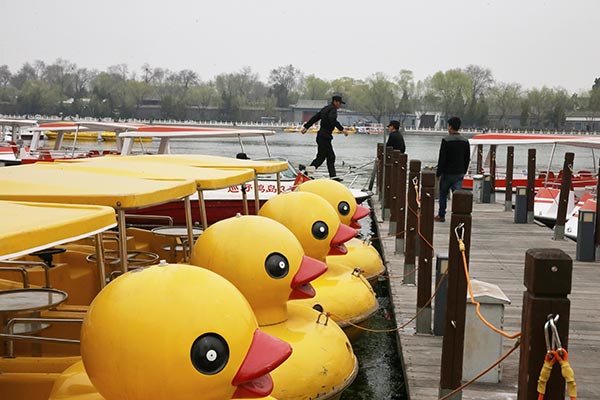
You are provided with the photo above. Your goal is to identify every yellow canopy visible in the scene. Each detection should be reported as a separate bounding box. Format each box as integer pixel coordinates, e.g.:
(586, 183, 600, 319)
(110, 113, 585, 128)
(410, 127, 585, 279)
(0, 201, 116, 260)
(53, 159, 256, 190)
(0, 163, 196, 209)
(70, 154, 288, 175)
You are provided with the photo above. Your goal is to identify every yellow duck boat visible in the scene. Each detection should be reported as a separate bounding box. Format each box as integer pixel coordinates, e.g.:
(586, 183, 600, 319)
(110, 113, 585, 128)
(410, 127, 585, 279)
(258, 191, 379, 340)
(191, 215, 358, 400)
(296, 179, 385, 284)
(48, 264, 292, 400)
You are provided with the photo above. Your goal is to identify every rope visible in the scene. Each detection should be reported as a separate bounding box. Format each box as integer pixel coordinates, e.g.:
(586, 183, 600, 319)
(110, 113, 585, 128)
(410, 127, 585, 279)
(327, 271, 448, 334)
(457, 237, 521, 340)
(537, 349, 577, 400)
(438, 339, 521, 400)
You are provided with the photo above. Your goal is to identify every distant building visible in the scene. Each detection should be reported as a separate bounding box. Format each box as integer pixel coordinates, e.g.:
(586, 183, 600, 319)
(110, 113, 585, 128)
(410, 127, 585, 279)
(564, 111, 600, 132)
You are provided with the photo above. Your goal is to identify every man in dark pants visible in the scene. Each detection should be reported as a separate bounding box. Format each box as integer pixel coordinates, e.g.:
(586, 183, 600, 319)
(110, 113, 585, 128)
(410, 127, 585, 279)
(301, 95, 347, 181)
(435, 116, 470, 222)
(386, 120, 406, 153)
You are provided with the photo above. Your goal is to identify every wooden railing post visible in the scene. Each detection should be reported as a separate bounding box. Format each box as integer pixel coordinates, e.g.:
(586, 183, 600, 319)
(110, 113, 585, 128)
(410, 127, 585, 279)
(517, 249, 572, 400)
(376, 143, 384, 200)
(416, 171, 435, 334)
(490, 144, 497, 203)
(404, 160, 421, 285)
(527, 148, 536, 223)
(439, 191, 473, 399)
(395, 153, 408, 254)
(389, 150, 401, 235)
(553, 152, 574, 240)
(476, 144, 484, 174)
(505, 146, 514, 212)
(596, 158, 600, 260)
(383, 146, 394, 219)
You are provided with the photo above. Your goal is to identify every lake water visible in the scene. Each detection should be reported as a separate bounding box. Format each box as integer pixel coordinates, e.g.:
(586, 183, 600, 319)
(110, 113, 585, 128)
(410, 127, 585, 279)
(91, 131, 598, 177)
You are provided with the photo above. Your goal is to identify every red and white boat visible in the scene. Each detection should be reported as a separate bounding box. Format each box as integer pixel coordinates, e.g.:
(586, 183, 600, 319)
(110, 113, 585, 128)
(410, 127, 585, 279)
(464, 133, 600, 192)
(564, 193, 597, 240)
(0, 118, 38, 166)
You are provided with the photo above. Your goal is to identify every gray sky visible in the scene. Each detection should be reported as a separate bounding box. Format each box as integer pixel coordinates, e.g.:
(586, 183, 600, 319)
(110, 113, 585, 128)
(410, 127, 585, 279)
(1, 0, 598, 93)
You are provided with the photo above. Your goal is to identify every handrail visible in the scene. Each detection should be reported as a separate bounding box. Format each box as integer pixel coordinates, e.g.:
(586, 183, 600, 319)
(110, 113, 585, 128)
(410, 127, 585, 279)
(0, 260, 50, 288)
(3, 317, 83, 357)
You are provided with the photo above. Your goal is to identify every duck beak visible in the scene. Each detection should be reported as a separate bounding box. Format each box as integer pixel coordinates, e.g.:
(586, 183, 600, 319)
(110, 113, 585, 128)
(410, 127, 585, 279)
(289, 255, 327, 300)
(350, 204, 370, 228)
(232, 329, 292, 398)
(328, 224, 357, 256)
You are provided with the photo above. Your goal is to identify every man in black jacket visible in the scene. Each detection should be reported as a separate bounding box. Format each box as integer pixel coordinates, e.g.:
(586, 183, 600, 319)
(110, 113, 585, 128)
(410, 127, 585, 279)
(435, 116, 470, 222)
(301, 95, 347, 180)
(386, 120, 406, 153)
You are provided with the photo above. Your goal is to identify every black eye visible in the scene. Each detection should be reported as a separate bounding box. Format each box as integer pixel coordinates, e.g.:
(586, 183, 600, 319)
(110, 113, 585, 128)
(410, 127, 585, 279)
(265, 252, 289, 279)
(312, 221, 329, 240)
(337, 201, 350, 216)
(190, 333, 229, 375)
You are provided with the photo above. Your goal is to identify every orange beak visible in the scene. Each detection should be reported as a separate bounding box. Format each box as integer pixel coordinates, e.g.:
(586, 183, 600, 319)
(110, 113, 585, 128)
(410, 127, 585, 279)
(350, 204, 370, 229)
(289, 255, 327, 300)
(328, 223, 357, 256)
(231, 329, 292, 398)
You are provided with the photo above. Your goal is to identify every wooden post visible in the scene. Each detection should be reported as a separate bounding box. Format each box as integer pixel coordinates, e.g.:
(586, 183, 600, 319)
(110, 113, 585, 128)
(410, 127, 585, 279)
(376, 143, 384, 200)
(416, 171, 435, 334)
(395, 153, 408, 254)
(595, 158, 600, 261)
(439, 191, 472, 399)
(505, 146, 514, 212)
(553, 152, 574, 240)
(404, 160, 421, 285)
(383, 146, 393, 219)
(489, 144, 497, 203)
(389, 150, 400, 233)
(517, 249, 572, 400)
(476, 144, 483, 174)
(527, 148, 536, 223)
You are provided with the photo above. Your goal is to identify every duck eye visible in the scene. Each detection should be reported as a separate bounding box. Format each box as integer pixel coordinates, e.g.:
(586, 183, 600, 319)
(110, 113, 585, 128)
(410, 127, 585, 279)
(311, 221, 329, 240)
(265, 252, 289, 279)
(337, 201, 350, 216)
(190, 333, 229, 375)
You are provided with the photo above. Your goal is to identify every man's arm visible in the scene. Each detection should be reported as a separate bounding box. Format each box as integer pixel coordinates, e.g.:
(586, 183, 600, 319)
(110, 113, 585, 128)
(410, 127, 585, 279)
(436, 139, 447, 177)
(303, 109, 322, 130)
(399, 135, 406, 153)
(462, 141, 471, 174)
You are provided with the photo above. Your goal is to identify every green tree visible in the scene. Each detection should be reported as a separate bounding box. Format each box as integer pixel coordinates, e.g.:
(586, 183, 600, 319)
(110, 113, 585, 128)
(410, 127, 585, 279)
(0, 65, 11, 87)
(429, 69, 471, 120)
(394, 70, 416, 124)
(268, 64, 300, 107)
(463, 65, 493, 126)
(300, 74, 330, 100)
(331, 77, 361, 107)
(187, 82, 218, 119)
(488, 82, 522, 128)
(17, 80, 61, 115)
(215, 67, 261, 120)
(589, 78, 600, 111)
(354, 73, 397, 123)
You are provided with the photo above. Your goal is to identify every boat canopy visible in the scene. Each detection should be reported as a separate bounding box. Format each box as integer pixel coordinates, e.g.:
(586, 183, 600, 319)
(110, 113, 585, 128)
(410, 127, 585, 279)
(0, 119, 38, 128)
(0, 163, 196, 209)
(78, 154, 288, 175)
(118, 126, 276, 155)
(469, 133, 600, 148)
(0, 200, 116, 260)
(53, 158, 256, 190)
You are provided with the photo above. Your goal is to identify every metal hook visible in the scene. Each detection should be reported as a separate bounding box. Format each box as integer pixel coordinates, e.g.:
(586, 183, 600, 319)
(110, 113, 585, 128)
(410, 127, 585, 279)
(548, 314, 562, 351)
(454, 222, 465, 242)
(412, 176, 419, 186)
(316, 311, 329, 326)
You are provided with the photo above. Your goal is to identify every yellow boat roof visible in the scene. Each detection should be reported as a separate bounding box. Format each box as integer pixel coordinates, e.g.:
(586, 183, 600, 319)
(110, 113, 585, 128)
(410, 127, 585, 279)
(0, 201, 117, 260)
(55, 158, 256, 190)
(0, 164, 196, 209)
(72, 154, 288, 175)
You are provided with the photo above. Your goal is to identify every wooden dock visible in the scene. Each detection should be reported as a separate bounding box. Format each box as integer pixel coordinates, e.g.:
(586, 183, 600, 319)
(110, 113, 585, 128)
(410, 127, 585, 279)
(378, 197, 600, 399)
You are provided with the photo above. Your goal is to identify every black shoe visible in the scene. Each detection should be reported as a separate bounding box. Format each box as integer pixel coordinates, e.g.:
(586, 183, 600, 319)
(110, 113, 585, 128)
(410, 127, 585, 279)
(331, 176, 343, 182)
(298, 163, 306, 172)
(434, 215, 445, 222)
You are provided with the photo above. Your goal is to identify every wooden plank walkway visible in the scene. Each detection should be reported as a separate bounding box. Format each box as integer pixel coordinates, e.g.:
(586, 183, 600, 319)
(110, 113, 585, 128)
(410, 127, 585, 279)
(377, 197, 600, 399)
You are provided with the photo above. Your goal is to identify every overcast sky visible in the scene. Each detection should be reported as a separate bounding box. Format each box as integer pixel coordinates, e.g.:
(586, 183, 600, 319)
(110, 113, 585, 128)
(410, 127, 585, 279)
(1, 0, 598, 93)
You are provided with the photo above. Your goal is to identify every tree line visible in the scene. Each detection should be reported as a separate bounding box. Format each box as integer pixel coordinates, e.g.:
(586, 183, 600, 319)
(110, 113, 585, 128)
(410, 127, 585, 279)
(0, 59, 599, 129)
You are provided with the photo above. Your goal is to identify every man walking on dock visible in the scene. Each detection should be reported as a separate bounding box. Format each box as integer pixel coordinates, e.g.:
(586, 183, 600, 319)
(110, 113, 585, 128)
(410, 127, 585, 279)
(301, 95, 347, 181)
(435, 116, 470, 222)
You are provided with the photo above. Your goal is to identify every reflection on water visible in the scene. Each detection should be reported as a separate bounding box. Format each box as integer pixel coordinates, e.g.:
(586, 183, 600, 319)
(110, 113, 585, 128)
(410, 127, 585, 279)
(342, 200, 408, 400)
